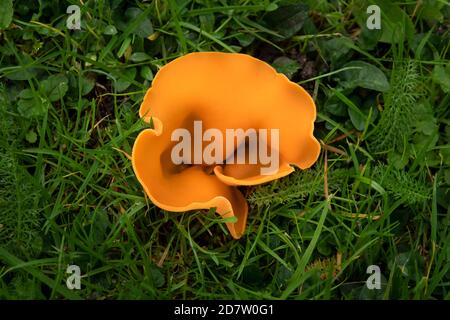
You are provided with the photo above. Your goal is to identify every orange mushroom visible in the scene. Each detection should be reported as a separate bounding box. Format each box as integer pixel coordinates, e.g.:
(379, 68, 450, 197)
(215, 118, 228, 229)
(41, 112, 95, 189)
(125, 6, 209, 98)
(131, 52, 320, 239)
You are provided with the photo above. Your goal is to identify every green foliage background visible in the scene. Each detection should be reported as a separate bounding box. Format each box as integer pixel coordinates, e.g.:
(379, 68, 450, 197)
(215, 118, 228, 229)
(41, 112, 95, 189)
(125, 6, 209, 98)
(0, 0, 449, 299)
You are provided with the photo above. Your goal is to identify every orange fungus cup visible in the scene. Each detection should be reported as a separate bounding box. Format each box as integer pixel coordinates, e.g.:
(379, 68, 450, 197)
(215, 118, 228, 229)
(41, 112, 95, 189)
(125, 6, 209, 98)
(131, 52, 320, 239)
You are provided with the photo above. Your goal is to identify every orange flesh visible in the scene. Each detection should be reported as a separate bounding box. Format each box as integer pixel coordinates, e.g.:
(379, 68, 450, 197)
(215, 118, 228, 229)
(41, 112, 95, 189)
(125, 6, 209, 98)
(132, 52, 320, 239)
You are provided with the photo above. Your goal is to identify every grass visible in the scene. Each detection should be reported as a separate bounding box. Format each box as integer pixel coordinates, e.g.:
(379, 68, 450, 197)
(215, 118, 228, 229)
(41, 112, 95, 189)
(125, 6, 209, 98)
(0, 0, 449, 299)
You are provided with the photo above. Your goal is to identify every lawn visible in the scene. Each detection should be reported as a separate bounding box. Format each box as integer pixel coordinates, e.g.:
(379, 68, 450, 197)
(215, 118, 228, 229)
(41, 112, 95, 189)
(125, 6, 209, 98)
(0, 0, 449, 300)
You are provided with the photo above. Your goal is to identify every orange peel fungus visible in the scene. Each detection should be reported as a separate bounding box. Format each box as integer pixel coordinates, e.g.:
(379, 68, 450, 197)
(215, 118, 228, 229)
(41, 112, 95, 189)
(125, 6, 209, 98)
(131, 52, 320, 239)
